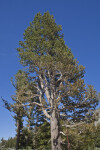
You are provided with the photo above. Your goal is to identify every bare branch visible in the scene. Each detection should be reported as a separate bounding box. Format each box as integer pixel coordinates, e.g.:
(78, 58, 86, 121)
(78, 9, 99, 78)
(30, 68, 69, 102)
(63, 122, 85, 128)
(44, 75, 51, 102)
(79, 96, 89, 105)
(59, 96, 89, 111)
(60, 131, 66, 136)
(38, 94, 51, 119)
(37, 76, 51, 119)
(60, 113, 66, 117)
(39, 75, 51, 103)
(42, 108, 51, 119)
(15, 97, 42, 107)
(44, 118, 50, 124)
(21, 102, 42, 107)
(56, 72, 62, 83)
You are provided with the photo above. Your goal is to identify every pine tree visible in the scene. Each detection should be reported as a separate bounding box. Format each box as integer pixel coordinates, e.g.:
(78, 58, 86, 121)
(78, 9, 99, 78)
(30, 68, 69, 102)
(2, 70, 30, 149)
(17, 12, 99, 150)
(95, 124, 100, 148)
(35, 121, 51, 150)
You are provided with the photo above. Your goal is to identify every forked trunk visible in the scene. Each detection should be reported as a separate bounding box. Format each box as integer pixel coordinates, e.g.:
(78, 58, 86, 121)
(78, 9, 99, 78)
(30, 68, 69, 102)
(50, 108, 62, 150)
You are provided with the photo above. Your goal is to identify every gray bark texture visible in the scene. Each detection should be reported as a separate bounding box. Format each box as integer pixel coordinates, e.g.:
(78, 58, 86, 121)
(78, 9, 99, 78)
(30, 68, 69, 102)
(16, 119, 20, 150)
(50, 108, 62, 150)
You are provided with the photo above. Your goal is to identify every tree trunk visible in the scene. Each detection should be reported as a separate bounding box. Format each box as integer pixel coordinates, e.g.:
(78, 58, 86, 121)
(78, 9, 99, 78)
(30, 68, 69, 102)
(16, 110, 23, 150)
(50, 108, 62, 150)
(16, 119, 20, 150)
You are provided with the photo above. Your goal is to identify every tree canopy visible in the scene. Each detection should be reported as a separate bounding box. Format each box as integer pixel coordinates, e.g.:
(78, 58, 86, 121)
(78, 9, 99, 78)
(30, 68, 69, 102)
(2, 11, 100, 150)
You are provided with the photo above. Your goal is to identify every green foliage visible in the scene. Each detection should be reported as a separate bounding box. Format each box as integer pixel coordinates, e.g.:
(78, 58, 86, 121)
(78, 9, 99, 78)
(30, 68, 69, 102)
(1, 123, 100, 149)
(95, 124, 100, 148)
(17, 11, 76, 74)
(35, 121, 51, 150)
(61, 123, 96, 150)
(17, 11, 99, 124)
(2, 11, 99, 149)
(0, 137, 16, 149)
(19, 127, 34, 149)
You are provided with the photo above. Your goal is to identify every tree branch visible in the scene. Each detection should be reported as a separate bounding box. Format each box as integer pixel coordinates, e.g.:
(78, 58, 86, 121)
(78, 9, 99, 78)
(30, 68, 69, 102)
(44, 118, 50, 124)
(39, 95, 51, 119)
(15, 98, 42, 107)
(39, 75, 51, 103)
(60, 131, 66, 136)
(63, 122, 85, 128)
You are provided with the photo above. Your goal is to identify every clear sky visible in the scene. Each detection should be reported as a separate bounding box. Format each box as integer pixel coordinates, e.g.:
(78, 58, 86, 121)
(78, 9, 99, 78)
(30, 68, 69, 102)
(0, 0, 100, 140)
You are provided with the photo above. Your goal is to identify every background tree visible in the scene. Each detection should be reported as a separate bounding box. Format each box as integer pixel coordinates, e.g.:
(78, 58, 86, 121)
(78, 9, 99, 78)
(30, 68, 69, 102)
(61, 122, 96, 150)
(2, 69, 48, 149)
(17, 11, 99, 150)
(2, 70, 31, 149)
(95, 124, 100, 148)
(0, 137, 16, 149)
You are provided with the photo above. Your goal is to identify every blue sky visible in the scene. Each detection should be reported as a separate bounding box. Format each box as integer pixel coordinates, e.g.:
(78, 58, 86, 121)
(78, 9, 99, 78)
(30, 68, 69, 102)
(0, 0, 100, 140)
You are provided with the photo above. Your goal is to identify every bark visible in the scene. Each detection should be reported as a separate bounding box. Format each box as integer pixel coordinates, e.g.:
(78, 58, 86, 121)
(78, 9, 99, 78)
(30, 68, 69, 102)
(16, 119, 20, 150)
(16, 110, 23, 150)
(38, 74, 62, 149)
(50, 108, 62, 150)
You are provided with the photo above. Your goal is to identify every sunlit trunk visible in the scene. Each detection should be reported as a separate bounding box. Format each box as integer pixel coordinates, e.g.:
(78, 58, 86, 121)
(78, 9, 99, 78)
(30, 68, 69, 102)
(50, 108, 62, 150)
(16, 119, 20, 150)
